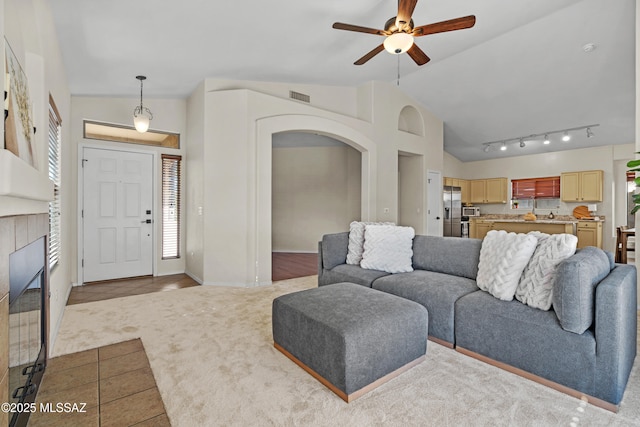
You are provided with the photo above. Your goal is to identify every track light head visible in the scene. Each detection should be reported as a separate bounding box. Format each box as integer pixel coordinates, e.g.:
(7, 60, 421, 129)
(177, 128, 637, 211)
(543, 134, 550, 145)
(562, 131, 571, 142)
(519, 138, 525, 148)
(586, 127, 594, 138)
(483, 145, 490, 153)
(500, 143, 507, 151)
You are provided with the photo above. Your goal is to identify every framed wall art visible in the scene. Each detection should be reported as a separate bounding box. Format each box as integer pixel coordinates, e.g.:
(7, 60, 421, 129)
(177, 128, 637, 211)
(4, 38, 35, 167)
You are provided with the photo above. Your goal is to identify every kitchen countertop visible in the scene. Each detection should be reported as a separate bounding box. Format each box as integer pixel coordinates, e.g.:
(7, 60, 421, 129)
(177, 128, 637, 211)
(471, 215, 605, 224)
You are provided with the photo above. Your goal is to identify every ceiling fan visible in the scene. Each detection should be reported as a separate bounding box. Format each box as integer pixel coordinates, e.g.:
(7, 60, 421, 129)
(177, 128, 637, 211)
(332, 0, 476, 66)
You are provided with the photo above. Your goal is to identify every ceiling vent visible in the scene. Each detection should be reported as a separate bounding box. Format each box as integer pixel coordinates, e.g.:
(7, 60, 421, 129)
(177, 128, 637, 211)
(289, 90, 310, 103)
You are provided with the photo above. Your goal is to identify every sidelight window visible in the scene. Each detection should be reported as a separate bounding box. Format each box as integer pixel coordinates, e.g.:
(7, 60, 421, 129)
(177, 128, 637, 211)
(161, 154, 181, 259)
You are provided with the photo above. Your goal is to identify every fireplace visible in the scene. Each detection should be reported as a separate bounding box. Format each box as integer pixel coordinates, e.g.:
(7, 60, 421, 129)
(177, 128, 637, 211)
(8, 237, 47, 427)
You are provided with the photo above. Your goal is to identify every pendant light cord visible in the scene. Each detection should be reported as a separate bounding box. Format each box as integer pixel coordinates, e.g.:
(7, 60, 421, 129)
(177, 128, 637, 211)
(397, 55, 400, 86)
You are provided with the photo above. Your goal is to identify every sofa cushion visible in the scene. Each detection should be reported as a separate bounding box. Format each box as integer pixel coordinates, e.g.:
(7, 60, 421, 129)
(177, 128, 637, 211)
(319, 264, 391, 288)
(515, 232, 578, 311)
(346, 221, 393, 265)
(412, 236, 482, 280)
(372, 270, 478, 344)
(455, 290, 596, 395)
(476, 230, 538, 301)
(360, 225, 415, 273)
(552, 246, 612, 334)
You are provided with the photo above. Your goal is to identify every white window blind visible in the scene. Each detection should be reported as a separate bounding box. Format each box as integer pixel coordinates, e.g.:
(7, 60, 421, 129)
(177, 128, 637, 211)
(162, 154, 181, 259)
(48, 96, 62, 268)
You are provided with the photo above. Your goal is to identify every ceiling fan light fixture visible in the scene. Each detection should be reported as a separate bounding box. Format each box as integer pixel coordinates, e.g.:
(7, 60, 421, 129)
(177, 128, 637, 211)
(384, 32, 414, 54)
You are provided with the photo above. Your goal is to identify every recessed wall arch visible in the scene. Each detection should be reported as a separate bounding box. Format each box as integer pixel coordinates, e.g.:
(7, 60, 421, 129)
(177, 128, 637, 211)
(398, 105, 425, 136)
(254, 114, 377, 284)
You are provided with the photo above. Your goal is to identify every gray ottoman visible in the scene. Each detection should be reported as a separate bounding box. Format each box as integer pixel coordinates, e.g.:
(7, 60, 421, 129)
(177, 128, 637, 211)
(272, 282, 428, 402)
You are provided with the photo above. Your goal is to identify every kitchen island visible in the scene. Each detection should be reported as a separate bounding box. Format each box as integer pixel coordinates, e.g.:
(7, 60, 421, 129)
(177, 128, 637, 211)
(469, 216, 603, 248)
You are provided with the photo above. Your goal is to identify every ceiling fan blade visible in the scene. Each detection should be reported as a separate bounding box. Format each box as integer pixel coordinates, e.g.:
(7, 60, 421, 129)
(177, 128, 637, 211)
(354, 44, 385, 65)
(407, 44, 430, 66)
(397, 0, 418, 25)
(332, 22, 386, 36)
(413, 15, 476, 37)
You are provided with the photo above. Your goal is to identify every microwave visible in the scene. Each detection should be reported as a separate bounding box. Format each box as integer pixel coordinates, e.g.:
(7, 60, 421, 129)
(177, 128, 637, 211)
(462, 206, 481, 217)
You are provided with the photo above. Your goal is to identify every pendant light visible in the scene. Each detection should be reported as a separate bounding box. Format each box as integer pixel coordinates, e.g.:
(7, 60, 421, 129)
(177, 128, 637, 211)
(133, 75, 153, 133)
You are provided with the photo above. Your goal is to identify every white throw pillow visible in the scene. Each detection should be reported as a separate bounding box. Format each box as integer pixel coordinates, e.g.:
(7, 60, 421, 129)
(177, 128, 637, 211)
(476, 230, 538, 301)
(515, 232, 578, 310)
(346, 221, 394, 265)
(360, 225, 415, 273)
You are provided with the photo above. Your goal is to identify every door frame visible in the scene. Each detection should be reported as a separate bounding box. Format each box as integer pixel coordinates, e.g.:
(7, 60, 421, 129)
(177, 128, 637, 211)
(77, 143, 158, 285)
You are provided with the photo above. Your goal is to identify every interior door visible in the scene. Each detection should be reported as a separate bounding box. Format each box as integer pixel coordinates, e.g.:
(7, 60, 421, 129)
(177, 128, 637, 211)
(82, 147, 153, 282)
(426, 170, 442, 236)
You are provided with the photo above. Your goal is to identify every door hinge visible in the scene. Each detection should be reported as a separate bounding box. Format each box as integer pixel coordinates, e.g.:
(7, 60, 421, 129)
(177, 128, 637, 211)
(81, 209, 84, 218)
(81, 259, 84, 267)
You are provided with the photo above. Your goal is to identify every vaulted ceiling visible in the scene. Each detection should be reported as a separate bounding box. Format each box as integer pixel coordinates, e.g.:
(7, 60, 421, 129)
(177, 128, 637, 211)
(49, 0, 635, 161)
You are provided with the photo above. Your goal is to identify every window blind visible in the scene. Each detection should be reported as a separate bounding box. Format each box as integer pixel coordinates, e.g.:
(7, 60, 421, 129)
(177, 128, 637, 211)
(512, 176, 560, 199)
(162, 154, 181, 259)
(48, 96, 62, 268)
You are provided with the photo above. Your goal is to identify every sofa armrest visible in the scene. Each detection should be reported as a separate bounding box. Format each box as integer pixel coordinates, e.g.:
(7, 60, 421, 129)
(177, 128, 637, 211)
(594, 264, 637, 404)
(320, 232, 349, 271)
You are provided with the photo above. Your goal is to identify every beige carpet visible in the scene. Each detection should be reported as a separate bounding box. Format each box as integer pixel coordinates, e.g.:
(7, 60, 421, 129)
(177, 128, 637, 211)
(53, 276, 640, 426)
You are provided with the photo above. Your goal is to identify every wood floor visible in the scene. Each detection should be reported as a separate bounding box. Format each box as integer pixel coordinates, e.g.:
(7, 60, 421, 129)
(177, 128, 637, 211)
(68, 253, 317, 306)
(271, 252, 318, 281)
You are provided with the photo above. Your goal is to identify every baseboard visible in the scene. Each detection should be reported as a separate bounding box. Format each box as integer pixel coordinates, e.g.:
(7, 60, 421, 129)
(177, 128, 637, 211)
(455, 346, 619, 413)
(272, 250, 318, 254)
(185, 271, 203, 285)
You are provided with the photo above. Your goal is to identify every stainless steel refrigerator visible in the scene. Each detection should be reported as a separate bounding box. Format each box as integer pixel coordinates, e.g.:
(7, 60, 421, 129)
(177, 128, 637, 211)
(443, 186, 462, 237)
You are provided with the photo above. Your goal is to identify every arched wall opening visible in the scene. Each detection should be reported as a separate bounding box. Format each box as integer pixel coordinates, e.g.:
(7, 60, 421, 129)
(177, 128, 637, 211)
(255, 115, 377, 284)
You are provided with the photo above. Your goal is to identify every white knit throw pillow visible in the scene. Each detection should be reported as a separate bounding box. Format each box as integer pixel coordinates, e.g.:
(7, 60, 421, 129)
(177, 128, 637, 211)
(476, 230, 538, 301)
(360, 225, 415, 273)
(515, 232, 578, 310)
(346, 221, 394, 265)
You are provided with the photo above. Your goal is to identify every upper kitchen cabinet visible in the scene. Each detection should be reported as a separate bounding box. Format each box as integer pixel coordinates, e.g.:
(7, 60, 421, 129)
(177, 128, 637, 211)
(560, 170, 603, 202)
(470, 178, 508, 204)
(444, 177, 470, 204)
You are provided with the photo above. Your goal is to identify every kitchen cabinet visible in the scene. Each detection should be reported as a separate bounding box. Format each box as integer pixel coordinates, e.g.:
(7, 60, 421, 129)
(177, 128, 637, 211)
(470, 178, 508, 204)
(576, 220, 602, 249)
(444, 177, 470, 204)
(561, 170, 603, 202)
(470, 220, 493, 239)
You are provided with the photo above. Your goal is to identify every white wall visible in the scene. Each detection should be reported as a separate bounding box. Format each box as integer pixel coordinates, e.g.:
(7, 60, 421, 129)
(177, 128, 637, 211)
(272, 144, 361, 252)
(2, 0, 71, 352)
(69, 97, 188, 283)
(187, 79, 444, 286)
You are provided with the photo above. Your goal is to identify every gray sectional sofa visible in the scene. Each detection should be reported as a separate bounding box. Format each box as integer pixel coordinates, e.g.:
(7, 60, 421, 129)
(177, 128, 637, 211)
(317, 232, 637, 411)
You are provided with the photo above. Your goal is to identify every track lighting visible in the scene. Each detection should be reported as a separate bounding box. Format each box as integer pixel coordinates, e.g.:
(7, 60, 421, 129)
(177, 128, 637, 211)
(133, 75, 153, 133)
(480, 124, 599, 153)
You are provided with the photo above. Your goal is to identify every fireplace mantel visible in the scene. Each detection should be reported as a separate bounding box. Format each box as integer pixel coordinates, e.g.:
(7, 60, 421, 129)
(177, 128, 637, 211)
(0, 150, 53, 202)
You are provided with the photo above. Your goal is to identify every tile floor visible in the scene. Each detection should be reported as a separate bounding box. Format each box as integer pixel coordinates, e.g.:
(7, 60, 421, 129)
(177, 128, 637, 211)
(29, 339, 168, 426)
(67, 274, 199, 305)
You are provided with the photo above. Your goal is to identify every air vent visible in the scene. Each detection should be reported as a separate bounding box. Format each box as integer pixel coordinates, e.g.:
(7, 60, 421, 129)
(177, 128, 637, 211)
(289, 91, 310, 103)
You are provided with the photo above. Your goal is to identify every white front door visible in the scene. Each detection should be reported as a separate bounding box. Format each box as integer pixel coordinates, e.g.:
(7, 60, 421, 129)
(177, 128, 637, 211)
(82, 147, 153, 282)
(426, 170, 442, 236)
